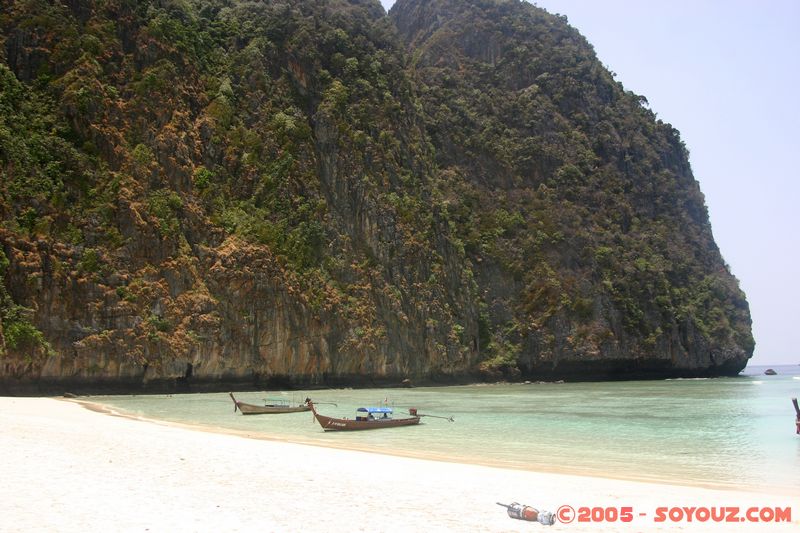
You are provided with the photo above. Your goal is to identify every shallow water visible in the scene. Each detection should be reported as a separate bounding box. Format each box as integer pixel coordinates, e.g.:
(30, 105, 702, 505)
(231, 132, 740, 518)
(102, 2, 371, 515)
(87, 364, 800, 494)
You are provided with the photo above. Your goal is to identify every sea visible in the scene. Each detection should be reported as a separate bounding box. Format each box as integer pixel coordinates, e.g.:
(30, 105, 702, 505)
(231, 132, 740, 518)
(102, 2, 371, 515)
(85, 363, 800, 495)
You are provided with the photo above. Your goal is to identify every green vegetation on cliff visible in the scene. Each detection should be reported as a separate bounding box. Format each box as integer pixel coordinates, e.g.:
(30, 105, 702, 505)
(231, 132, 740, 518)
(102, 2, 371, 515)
(391, 0, 753, 377)
(0, 0, 752, 389)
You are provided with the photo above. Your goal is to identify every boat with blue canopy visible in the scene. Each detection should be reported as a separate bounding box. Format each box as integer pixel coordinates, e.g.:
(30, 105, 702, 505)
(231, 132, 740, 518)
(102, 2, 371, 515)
(308, 401, 421, 431)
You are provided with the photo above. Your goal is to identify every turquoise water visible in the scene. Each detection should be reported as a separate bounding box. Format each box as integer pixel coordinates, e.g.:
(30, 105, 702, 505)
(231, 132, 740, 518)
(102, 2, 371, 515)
(86, 364, 800, 494)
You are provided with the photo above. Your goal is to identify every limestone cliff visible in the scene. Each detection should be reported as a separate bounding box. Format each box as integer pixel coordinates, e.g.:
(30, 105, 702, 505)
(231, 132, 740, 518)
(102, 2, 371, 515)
(0, 0, 752, 393)
(390, 0, 753, 379)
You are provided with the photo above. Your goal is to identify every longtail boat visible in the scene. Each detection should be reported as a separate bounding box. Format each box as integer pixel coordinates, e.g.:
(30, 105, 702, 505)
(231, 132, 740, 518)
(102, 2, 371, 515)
(793, 398, 799, 435)
(229, 392, 311, 415)
(308, 401, 421, 431)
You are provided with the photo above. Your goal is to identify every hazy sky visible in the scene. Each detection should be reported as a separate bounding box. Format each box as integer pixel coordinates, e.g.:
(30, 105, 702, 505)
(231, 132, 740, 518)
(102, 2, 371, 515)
(380, 0, 799, 366)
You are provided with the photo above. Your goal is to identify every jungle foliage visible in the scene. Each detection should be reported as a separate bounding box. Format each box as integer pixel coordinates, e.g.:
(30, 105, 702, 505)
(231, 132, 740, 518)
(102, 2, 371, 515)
(0, 0, 752, 378)
(390, 0, 753, 371)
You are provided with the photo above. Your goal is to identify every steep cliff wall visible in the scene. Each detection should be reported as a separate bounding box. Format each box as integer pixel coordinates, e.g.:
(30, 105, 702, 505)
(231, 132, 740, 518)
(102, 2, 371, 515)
(0, 0, 752, 393)
(0, 0, 478, 393)
(390, 0, 753, 379)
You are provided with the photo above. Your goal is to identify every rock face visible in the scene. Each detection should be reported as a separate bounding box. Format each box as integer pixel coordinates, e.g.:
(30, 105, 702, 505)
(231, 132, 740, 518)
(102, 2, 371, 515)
(389, 0, 753, 380)
(0, 0, 752, 393)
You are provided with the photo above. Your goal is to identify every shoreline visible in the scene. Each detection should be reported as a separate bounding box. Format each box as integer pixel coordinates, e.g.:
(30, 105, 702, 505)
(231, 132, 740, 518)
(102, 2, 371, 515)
(1, 364, 768, 397)
(68, 398, 796, 497)
(2, 396, 797, 532)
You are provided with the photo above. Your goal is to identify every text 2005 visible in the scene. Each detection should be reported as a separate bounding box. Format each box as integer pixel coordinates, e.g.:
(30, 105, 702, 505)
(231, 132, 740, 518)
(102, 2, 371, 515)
(577, 507, 633, 523)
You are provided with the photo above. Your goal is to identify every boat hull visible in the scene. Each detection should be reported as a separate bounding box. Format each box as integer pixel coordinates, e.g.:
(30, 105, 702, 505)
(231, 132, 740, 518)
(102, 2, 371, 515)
(237, 403, 311, 415)
(230, 393, 310, 415)
(312, 412, 421, 431)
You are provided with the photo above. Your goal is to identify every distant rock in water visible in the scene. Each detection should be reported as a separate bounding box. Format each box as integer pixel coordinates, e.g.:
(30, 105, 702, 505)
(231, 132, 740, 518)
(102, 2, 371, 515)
(764, 369, 777, 375)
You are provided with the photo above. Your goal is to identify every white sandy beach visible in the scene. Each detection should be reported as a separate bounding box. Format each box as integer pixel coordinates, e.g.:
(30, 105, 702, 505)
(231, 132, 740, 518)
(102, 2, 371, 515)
(0, 397, 797, 532)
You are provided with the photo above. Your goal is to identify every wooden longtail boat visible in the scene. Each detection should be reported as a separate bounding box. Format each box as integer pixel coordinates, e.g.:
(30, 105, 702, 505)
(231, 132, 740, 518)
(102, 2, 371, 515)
(229, 392, 311, 415)
(308, 401, 421, 431)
